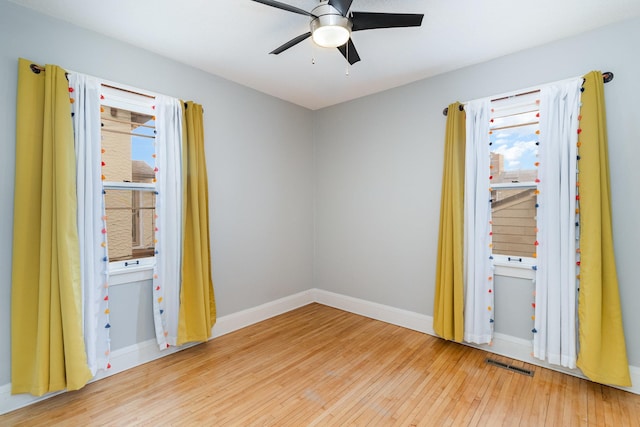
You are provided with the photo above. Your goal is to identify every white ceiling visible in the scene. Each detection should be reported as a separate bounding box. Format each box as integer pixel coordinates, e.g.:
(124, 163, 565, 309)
(10, 0, 640, 110)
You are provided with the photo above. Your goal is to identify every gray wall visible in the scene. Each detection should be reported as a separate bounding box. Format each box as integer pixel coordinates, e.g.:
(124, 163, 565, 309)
(314, 17, 640, 366)
(0, 0, 314, 386)
(2, 0, 639, 391)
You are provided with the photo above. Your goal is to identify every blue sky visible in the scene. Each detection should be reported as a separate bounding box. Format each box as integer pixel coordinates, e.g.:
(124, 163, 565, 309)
(491, 124, 538, 171)
(131, 118, 156, 167)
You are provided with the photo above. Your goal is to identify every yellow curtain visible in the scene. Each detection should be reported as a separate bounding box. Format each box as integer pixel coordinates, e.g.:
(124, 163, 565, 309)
(177, 101, 216, 344)
(433, 103, 466, 342)
(11, 59, 92, 395)
(576, 71, 631, 386)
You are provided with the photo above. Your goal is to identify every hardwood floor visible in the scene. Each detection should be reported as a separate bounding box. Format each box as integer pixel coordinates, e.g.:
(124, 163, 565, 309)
(2, 303, 639, 426)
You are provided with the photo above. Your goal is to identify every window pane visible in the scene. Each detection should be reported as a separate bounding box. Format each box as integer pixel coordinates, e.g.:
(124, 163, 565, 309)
(491, 188, 537, 258)
(104, 189, 156, 262)
(490, 120, 538, 184)
(101, 106, 156, 184)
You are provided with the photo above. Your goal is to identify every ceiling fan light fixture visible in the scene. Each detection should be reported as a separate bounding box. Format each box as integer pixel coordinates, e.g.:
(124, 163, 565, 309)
(312, 25, 350, 48)
(310, 4, 352, 48)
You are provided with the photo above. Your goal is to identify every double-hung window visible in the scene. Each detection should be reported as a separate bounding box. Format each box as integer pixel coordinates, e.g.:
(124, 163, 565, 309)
(461, 76, 593, 368)
(100, 84, 157, 272)
(489, 91, 540, 278)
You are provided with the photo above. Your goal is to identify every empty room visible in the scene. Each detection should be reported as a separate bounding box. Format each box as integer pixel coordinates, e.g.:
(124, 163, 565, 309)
(1, 0, 639, 425)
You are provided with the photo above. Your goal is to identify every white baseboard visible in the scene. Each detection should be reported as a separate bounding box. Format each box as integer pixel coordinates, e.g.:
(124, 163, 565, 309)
(0, 290, 314, 415)
(2, 288, 637, 415)
(212, 289, 314, 338)
(0, 334, 196, 416)
(466, 332, 640, 396)
(311, 288, 640, 395)
(311, 288, 435, 335)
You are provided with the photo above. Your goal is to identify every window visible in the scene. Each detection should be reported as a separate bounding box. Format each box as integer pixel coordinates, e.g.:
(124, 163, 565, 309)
(67, 71, 205, 356)
(460, 77, 585, 352)
(489, 91, 540, 276)
(100, 85, 157, 271)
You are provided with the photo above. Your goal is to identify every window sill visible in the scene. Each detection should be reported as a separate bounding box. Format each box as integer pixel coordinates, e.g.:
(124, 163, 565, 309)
(109, 263, 154, 286)
(493, 262, 536, 280)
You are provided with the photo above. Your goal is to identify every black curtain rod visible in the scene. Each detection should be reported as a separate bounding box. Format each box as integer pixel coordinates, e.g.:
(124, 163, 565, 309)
(30, 63, 69, 79)
(30, 63, 204, 111)
(442, 71, 614, 116)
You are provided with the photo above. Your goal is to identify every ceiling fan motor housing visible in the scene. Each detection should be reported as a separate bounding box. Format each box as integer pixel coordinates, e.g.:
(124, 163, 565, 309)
(310, 3, 352, 48)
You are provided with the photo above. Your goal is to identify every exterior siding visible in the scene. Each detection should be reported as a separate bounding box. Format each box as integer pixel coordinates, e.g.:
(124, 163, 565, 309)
(491, 189, 537, 258)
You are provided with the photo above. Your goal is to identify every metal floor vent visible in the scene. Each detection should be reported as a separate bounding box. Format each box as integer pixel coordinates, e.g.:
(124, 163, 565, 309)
(485, 358, 534, 377)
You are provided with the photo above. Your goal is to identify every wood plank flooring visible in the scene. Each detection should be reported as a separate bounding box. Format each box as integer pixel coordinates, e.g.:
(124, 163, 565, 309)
(2, 303, 639, 426)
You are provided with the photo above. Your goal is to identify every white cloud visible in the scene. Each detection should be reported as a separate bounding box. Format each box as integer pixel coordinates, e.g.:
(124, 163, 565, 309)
(493, 133, 511, 145)
(508, 160, 521, 168)
(493, 137, 537, 170)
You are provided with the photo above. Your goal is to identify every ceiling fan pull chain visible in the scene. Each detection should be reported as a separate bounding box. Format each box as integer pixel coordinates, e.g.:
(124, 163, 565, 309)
(345, 42, 350, 76)
(311, 38, 315, 65)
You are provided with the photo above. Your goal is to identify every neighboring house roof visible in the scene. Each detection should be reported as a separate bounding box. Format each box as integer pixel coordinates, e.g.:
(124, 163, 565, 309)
(132, 160, 155, 182)
(492, 188, 536, 211)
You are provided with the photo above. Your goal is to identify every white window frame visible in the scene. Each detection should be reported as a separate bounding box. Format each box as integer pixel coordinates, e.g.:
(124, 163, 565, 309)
(489, 140, 538, 279)
(100, 83, 157, 279)
(489, 92, 539, 280)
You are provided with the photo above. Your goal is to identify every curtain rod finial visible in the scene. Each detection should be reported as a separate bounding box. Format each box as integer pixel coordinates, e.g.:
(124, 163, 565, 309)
(443, 104, 465, 116)
(603, 71, 614, 83)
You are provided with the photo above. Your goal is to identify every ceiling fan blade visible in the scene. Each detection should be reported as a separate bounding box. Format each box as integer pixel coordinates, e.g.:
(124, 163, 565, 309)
(351, 12, 424, 31)
(270, 32, 312, 55)
(328, 0, 353, 17)
(337, 38, 361, 65)
(251, 0, 316, 17)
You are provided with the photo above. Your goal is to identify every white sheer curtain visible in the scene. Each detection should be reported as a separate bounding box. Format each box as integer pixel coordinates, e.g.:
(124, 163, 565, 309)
(69, 73, 110, 375)
(463, 98, 494, 344)
(534, 78, 583, 368)
(152, 95, 184, 349)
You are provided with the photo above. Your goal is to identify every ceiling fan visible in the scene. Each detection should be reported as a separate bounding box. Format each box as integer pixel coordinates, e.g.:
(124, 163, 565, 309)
(251, 0, 424, 65)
